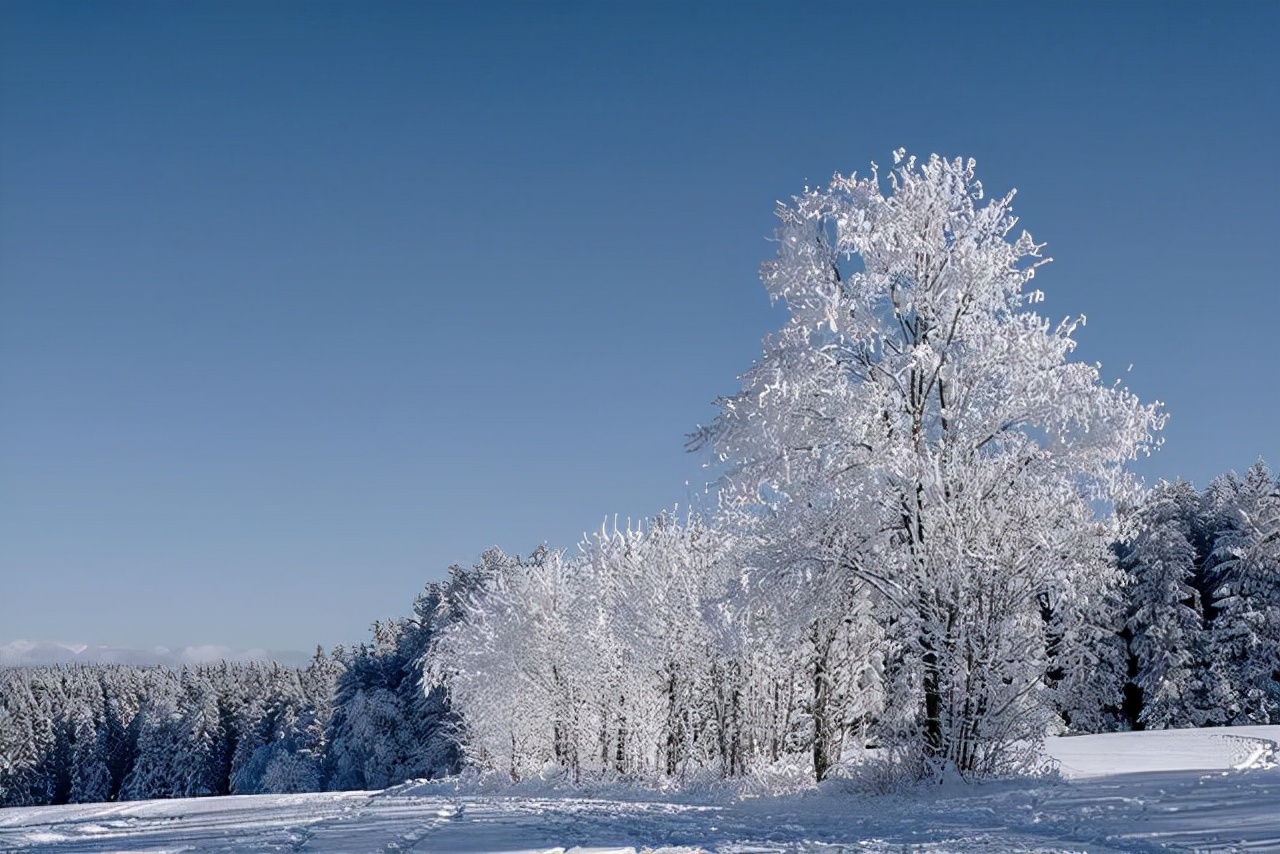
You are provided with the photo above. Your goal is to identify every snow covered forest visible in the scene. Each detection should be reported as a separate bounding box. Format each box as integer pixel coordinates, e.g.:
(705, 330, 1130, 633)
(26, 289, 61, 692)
(3, 154, 1277, 807)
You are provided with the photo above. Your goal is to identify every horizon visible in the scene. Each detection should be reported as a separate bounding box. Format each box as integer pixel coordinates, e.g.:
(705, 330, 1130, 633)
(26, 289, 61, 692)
(0, 638, 316, 668)
(2, 1, 1277, 654)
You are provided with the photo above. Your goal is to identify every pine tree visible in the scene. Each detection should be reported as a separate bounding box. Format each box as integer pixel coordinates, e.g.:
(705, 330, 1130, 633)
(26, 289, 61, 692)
(68, 699, 110, 803)
(1118, 481, 1213, 728)
(1209, 460, 1280, 723)
(121, 696, 185, 800)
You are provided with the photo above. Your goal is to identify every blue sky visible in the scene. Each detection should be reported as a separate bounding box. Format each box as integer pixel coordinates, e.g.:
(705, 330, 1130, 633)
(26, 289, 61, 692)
(2, 2, 1276, 654)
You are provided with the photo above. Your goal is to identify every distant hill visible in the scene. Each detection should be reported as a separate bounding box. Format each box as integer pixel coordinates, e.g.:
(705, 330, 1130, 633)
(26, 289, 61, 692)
(0, 639, 311, 668)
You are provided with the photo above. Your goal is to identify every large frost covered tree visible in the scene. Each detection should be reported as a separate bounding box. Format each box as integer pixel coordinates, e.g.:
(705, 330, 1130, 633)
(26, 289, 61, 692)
(692, 152, 1165, 778)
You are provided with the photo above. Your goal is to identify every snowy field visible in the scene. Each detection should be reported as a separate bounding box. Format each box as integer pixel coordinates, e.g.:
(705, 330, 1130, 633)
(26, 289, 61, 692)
(1, 727, 1276, 854)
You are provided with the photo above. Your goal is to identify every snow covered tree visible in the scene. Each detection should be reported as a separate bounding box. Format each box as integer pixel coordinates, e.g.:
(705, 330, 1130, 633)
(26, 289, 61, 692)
(1, 660, 343, 805)
(1208, 460, 1280, 723)
(426, 546, 588, 781)
(327, 588, 461, 790)
(719, 497, 886, 780)
(121, 695, 185, 800)
(577, 512, 736, 779)
(67, 698, 111, 803)
(97, 670, 142, 801)
(692, 152, 1165, 778)
(1117, 481, 1215, 728)
(0, 670, 52, 805)
(426, 516, 745, 783)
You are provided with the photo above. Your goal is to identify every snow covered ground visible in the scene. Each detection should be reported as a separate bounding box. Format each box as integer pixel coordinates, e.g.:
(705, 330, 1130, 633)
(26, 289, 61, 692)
(1, 727, 1276, 853)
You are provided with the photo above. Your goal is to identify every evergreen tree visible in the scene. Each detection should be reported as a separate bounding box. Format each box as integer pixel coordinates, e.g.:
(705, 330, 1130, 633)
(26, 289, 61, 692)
(1118, 481, 1214, 728)
(121, 695, 185, 800)
(68, 699, 111, 804)
(1209, 460, 1280, 723)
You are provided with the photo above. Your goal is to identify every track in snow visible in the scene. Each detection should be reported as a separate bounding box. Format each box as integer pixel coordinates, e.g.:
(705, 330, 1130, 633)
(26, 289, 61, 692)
(1, 727, 1276, 853)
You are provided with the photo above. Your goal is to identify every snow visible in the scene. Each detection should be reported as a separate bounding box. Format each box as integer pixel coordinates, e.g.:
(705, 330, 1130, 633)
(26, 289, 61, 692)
(1048, 725, 1279, 779)
(1, 726, 1276, 853)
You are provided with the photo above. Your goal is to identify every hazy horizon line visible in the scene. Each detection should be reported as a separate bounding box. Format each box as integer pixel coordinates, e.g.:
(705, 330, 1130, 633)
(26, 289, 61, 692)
(0, 639, 314, 668)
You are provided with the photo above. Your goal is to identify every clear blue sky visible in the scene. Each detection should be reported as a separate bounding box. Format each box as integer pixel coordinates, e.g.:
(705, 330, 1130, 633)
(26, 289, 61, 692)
(2, 2, 1276, 654)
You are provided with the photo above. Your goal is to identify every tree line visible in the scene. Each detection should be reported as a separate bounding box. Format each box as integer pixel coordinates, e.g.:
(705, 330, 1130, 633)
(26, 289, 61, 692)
(1, 460, 1275, 805)
(3, 153, 1276, 802)
(0, 580, 462, 806)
